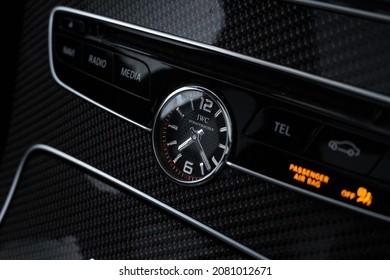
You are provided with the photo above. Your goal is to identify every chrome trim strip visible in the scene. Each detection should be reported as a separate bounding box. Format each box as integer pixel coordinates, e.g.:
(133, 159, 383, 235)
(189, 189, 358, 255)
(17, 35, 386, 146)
(49, 6, 390, 119)
(285, 0, 390, 23)
(0, 144, 267, 260)
(227, 162, 390, 223)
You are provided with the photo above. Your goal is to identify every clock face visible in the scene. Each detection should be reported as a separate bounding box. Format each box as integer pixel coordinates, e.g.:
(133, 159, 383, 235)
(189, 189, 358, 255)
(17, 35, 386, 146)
(152, 86, 232, 186)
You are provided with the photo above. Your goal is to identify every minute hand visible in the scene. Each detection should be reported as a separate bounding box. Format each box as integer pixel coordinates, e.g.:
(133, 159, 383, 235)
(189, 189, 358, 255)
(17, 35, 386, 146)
(195, 140, 211, 171)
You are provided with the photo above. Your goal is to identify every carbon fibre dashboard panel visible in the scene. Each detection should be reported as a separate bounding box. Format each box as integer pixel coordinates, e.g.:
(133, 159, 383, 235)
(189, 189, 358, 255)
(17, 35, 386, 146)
(0, 146, 256, 259)
(49, 7, 390, 220)
(1, 0, 390, 259)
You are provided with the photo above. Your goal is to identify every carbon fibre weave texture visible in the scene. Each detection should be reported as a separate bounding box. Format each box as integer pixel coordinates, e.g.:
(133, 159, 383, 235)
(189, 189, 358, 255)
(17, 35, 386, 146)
(0, 154, 246, 259)
(0, 0, 390, 259)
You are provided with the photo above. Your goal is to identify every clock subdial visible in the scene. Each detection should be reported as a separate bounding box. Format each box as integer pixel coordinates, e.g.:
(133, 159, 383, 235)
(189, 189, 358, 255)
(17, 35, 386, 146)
(152, 86, 232, 186)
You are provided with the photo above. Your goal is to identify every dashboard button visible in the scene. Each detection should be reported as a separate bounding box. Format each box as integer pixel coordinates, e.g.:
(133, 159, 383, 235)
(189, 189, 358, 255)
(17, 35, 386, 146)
(245, 108, 320, 152)
(370, 152, 390, 184)
(306, 126, 386, 174)
(60, 17, 85, 34)
(114, 54, 150, 100)
(83, 44, 113, 82)
(55, 35, 82, 68)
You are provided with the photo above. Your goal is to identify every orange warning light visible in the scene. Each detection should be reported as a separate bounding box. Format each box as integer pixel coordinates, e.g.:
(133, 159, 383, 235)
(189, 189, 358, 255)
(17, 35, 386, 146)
(356, 187, 373, 206)
(340, 187, 373, 207)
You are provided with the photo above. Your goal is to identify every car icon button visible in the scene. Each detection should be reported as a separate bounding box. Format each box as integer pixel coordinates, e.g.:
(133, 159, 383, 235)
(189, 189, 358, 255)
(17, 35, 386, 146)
(328, 140, 360, 157)
(306, 125, 386, 174)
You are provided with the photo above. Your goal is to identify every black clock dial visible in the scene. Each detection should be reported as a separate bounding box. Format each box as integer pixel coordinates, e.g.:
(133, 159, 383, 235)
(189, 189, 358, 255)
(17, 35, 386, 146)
(152, 86, 232, 186)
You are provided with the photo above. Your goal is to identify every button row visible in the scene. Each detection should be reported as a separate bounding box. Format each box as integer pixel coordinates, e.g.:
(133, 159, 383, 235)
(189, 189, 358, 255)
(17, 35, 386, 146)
(55, 35, 150, 100)
(306, 126, 387, 176)
(245, 108, 389, 181)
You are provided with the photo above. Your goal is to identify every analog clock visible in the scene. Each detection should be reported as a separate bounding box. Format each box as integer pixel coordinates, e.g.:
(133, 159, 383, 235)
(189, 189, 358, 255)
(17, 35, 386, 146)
(152, 86, 232, 186)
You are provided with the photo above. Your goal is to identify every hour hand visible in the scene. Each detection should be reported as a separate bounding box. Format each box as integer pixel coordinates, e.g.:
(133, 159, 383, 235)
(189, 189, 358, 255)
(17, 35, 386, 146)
(178, 136, 194, 151)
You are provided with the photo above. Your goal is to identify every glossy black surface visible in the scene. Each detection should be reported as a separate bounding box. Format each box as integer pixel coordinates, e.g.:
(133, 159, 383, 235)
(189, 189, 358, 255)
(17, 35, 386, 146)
(245, 108, 321, 152)
(52, 9, 390, 130)
(235, 139, 390, 218)
(306, 125, 386, 174)
(51, 8, 390, 220)
(55, 35, 82, 68)
(82, 44, 113, 82)
(370, 151, 390, 184)
(114, 54, 150, 100)
(60, 16, 85, 34)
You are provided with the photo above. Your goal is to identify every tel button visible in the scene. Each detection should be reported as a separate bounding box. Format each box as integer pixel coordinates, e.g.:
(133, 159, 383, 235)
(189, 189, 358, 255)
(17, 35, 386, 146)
(306, 126, 386, 174)
(55, 35, 82, 68)
(83, 44, 113, 82)
(244, 108, 320, 152)
(114, 54, 150, 100)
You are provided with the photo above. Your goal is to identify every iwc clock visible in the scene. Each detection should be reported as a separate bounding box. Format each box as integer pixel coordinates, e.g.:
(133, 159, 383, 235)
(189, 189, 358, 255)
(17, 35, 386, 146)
(152, 86, 232, 186)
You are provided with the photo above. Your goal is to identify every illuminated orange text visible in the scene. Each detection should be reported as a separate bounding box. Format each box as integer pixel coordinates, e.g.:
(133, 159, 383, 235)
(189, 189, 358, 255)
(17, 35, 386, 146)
(340, 187, 373, 207)
(289, 163, 330, 189)
(341, 189, 356, 200)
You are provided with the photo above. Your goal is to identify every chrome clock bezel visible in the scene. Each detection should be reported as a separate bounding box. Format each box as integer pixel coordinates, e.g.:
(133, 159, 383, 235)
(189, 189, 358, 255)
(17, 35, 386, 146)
(152, 85, 233, 186)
